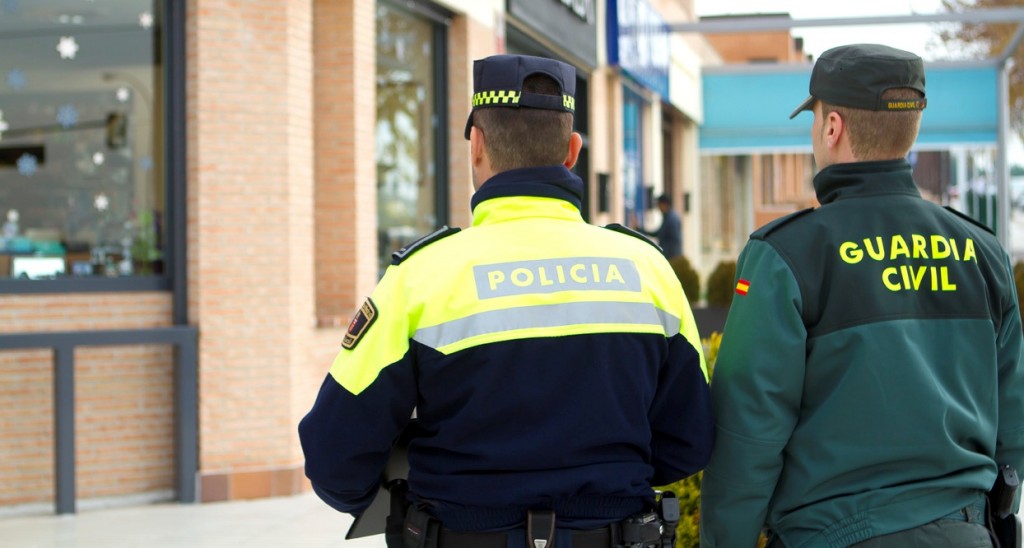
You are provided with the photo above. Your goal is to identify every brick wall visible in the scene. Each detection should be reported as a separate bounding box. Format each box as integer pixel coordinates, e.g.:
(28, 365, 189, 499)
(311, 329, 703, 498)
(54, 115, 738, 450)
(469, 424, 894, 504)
(314, 0, 378, 323)
(188, 0, 315, 500)
(1, 1, 506, 514)
(0, 293, 173, 511)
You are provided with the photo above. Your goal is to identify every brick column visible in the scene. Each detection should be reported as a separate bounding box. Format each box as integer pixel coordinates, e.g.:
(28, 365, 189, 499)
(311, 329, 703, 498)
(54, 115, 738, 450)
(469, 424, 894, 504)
(313, 0, 377, 322)
(188, 0, 314, 501)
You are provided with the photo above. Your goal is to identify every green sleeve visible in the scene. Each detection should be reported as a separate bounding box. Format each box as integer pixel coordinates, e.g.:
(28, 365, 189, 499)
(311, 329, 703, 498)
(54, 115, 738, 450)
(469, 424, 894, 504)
(700, 240, 806, 547)
(996, 253, 1024, 510)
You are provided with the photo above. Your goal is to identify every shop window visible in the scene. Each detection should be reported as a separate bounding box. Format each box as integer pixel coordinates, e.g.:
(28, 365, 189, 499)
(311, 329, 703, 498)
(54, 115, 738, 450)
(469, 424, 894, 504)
(0, 1, 168, 285)
(623, 89, 645, 229)
(701, 155, 742, 254)
(376, 1, 448, 277)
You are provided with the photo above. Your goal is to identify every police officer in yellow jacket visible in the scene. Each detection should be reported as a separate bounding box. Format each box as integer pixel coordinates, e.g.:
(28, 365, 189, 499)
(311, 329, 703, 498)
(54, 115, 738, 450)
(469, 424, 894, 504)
(298, 54, 713, 548)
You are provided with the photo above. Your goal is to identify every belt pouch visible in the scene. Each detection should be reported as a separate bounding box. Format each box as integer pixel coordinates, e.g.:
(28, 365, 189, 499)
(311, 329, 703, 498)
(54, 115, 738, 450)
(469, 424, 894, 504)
(527, 509, 556, 548)
(403, 507, 439, 548)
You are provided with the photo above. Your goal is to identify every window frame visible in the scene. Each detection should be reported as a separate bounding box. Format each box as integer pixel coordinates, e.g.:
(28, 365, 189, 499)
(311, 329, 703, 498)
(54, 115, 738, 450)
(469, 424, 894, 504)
(375, 0, 451, 276)
(0, 1, 185, 299)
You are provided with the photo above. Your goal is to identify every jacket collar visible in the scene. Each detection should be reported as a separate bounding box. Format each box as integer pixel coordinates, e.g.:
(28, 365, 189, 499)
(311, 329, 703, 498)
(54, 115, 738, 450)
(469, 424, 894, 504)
(813, 159, 922, 205)
(471, 165, 583, 210)
(470, 165, 585, 226)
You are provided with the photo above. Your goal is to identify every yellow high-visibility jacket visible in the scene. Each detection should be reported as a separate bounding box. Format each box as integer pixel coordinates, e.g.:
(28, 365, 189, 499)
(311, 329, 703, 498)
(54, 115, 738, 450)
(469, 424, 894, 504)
(299, 165, 712, 531)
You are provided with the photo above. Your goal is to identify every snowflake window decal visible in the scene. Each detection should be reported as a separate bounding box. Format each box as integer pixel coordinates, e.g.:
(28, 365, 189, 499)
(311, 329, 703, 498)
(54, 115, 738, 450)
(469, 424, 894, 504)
(57, 36, 79, 59)
(56, 104, 78, 129)
(16, 153, 37, 177)
(6, 69, 26, 90)
(139, 11, 154, 29)
(94, 193, 109, 212)
(116, 86, 130, 102)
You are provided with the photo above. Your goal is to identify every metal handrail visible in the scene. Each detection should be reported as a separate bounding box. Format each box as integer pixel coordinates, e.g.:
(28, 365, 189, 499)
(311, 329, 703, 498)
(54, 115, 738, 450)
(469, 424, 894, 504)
(0, 326, 199, 514)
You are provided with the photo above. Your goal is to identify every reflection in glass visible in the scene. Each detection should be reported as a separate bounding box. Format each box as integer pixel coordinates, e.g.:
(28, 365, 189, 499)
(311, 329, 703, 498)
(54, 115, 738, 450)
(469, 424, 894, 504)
(376, 3, 437, 277)
(0, 1, 164, 279)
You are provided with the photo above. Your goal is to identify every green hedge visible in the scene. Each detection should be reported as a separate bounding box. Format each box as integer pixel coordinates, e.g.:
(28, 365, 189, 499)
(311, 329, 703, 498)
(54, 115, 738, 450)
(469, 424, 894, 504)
(669, 255, 701, 305)
(705, 261, 737, 308)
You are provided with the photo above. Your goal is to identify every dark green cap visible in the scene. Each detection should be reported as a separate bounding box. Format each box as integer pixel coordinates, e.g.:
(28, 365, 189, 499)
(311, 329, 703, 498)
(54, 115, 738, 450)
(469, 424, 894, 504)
(789, 43, 926, 119)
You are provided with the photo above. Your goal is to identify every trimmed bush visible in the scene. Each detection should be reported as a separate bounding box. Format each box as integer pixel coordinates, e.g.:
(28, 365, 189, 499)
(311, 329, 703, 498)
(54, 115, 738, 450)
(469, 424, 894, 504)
(705, 261, 737, 308)
(669, 255, 701, 305)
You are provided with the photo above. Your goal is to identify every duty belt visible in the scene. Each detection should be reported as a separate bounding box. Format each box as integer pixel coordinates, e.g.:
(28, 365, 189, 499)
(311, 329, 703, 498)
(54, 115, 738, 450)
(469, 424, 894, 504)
(400, 505, 676, 548)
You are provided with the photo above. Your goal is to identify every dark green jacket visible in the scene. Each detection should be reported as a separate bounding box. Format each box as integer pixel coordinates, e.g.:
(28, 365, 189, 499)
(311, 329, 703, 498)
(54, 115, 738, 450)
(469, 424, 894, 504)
(700, 159, 1024, 547)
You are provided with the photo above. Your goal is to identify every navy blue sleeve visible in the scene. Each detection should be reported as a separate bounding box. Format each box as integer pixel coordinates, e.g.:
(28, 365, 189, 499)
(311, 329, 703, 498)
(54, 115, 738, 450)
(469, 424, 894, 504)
(649, 334, 714, 485)
(298, 352, 417, 515)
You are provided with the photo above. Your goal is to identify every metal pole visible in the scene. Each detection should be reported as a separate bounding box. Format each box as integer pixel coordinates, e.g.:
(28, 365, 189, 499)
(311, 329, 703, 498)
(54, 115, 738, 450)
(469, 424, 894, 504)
(53, 345, 75, 514)
(174, 334, 199, 503)
(997, 60, 1012, 246)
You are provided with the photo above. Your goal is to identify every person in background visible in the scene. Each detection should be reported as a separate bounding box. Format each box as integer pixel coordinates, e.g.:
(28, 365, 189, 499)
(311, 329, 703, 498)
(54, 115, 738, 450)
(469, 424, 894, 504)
(300, 54, 713, 548)
(635, 194, 683, 259)
(700, 43, 1024, 547)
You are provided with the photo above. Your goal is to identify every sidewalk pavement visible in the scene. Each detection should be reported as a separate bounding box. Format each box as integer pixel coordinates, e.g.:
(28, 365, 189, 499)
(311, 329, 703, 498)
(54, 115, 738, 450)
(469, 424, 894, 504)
(0, 492, 384, 547)
(3, 491, 1023, 547)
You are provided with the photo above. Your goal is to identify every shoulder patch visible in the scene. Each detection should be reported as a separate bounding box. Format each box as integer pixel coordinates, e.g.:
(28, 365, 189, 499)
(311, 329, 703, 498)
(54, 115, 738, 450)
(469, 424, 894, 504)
(391, 225, 461, 265)
(603, 223, 662, 252)
(751, 207, 815, 240)
(944, 206, 995, 235)
(342, 298, 378, 350)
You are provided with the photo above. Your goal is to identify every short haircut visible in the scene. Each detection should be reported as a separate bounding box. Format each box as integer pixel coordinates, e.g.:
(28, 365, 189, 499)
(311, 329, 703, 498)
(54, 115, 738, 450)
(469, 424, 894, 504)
(473, 74, 573, 173)
(820, 88, 922, 160)
(657, 194, 671, 207)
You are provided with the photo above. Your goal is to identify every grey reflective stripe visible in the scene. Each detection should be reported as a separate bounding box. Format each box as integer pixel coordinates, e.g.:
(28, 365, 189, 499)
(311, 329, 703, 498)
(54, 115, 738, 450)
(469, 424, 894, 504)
(413, 301, 681, 349)
(473, 257, 642, 299)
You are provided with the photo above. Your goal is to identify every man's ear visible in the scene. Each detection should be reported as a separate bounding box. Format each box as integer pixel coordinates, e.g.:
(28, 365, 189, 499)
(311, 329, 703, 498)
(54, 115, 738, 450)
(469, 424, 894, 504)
(825, 111, 844, 149)
(564, 132, 583, 169)
(470, 126, 485, 166)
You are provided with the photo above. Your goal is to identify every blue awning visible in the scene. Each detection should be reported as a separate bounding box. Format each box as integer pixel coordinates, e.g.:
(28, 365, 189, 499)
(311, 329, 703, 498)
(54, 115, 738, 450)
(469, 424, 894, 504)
(700, 62, 999, 153)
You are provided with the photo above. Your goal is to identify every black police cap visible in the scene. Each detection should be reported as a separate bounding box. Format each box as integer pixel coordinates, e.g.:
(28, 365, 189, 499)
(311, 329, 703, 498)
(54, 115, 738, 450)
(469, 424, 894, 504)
(463, 54, 576, 139)
(790, 43, 926, 119)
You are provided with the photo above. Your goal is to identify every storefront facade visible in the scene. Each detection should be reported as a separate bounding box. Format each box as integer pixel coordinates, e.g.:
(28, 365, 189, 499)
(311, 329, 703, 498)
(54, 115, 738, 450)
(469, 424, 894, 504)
(606, 0, 704, 262)
(0, 0, 706, 514)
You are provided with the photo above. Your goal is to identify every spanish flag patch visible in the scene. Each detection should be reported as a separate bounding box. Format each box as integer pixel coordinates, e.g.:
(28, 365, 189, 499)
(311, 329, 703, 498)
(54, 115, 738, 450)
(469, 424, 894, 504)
(735, 279, 750, 296)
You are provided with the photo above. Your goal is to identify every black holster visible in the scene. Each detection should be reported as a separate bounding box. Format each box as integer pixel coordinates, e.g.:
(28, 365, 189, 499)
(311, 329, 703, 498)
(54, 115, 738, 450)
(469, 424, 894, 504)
(385, 479, 410, 548)
(401, 505, 441, 548)
(986, 465, 1022, 548)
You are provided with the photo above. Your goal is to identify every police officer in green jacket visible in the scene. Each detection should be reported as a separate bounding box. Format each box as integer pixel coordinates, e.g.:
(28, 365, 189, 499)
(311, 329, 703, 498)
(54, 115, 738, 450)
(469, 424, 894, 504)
(699, 43, 1024, 547)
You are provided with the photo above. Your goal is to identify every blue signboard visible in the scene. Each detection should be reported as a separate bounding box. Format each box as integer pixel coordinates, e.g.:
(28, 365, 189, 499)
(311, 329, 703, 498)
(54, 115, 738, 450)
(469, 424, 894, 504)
(607, 0, 670, 98)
